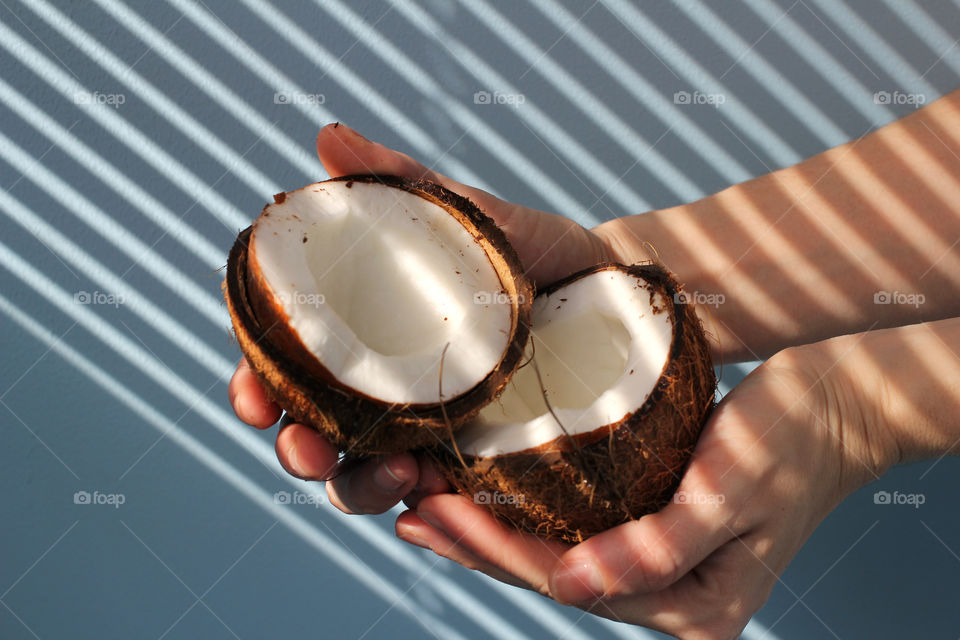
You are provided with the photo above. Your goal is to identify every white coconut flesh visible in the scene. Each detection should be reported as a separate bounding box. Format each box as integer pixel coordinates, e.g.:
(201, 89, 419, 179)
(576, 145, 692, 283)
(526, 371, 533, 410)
(455, 269, 674, 457)
(249, 181, 513, 405)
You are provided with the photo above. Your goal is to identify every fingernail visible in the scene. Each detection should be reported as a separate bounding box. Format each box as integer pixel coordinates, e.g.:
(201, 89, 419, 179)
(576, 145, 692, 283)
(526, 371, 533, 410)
(374, 460, 406, 493)
(348, 126, 371, 143)
(286, 442, 307, 478)
(550, 561, 606, 604)
(418, 510, 445, 533)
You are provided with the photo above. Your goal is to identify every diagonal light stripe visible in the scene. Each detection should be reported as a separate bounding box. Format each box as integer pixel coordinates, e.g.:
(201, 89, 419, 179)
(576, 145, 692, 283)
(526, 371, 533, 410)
(806, 0, 938, 96)
(0, 130, 228, 328)
(241, 0, 596, 223)
(0, 240, 549, 639)
(884, 0, 960, 78)
(456, 0, 704, 203)
(90, 0, 324, 180)
(22, 0, 281, 197)
(0, 19, 247, 231)
(0, 76, 223, 270)
(601, 0, 802, 167)
(0, 295, 473, 640)
(739, 0, 894, 126)
(307, 0, 597, 222)
(528, 0, 755, 184)
(0, 119, 608, 635)
(167, 0, 490, 194)
(676, 0, 849, 147)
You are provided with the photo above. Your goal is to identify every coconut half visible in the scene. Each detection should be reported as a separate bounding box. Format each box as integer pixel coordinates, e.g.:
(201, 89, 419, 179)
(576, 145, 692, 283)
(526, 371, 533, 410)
(436, 263, 715, 543)
(225, 175, 533, 454)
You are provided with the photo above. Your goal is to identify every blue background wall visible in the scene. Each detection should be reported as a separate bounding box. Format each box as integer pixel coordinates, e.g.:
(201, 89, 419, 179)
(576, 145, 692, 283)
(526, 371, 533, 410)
(2, 1, 959, 638)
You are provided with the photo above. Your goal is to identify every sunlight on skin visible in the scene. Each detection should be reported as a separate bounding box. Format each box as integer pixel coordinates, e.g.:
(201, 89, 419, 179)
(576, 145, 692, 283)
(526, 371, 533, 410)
(232, 94, 960, 637)
(594, 92, 960, 362)
(812, 317, 960, 466)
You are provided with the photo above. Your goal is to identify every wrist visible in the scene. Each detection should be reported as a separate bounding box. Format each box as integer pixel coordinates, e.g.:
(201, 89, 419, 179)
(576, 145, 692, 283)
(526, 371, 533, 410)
(796, 335, 904, 490)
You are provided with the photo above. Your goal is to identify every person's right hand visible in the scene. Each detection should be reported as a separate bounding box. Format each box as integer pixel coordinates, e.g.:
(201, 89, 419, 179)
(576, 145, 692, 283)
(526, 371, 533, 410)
(229, 123, 615, 515)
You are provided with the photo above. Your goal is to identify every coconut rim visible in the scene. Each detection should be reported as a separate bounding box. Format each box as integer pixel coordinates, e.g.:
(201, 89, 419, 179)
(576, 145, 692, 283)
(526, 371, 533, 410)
(448, 262, 709, 458)
(227, 174, 534, 419)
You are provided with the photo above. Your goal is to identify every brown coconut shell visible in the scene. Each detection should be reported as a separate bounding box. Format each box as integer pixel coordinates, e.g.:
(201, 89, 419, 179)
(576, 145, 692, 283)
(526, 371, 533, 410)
(224, 175, 533, 455)
(432, 263, 716, 543)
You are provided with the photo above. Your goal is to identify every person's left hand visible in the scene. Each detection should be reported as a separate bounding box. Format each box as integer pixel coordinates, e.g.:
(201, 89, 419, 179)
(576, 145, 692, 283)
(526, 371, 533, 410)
(395, 344, 894, 639)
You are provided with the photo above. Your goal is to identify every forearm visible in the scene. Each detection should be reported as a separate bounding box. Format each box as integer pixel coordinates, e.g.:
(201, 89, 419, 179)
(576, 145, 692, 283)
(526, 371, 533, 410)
(806, 316, 960, 473)
(596, 90, 960, 362)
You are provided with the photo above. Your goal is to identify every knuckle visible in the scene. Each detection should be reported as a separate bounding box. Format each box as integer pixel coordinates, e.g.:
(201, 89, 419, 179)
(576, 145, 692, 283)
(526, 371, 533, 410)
(633, 538, 685, 592)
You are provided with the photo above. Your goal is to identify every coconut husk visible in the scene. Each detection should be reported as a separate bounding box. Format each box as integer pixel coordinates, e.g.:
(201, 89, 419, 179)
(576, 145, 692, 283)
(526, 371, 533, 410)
(432, 263, 716, 543)
(224, 175, 533, 455)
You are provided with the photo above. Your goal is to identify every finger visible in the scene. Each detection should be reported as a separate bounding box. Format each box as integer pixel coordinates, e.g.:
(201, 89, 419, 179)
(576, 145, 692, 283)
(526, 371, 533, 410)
(315, 123, 607, 283)
(228, 358, 282, 428)
(549, 460, 742, 604)
(414, 493, 570, 593)
(275, 421, 339, 481)
(326, 452, 418, 515)
(316, 123, 491, 209)
(402, 453, 452, 509)
(395, 510, 533, 591)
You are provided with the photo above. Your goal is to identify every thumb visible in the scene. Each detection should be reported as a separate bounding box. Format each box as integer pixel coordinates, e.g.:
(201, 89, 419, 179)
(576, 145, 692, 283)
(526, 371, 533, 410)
(316, 122, 445, 185)
(315, 123, 608, 284)
(549, 468, 739, 603)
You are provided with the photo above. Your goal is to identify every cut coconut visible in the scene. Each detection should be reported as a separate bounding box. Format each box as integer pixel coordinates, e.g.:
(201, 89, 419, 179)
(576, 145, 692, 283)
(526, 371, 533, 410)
(225, 175, 532, 454)
(436, 263, 715, 543)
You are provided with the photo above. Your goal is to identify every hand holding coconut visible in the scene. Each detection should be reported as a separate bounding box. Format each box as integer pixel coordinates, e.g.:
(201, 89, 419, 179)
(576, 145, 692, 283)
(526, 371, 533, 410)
(228, 122, 613, 514)
(230, 94, 960, 640)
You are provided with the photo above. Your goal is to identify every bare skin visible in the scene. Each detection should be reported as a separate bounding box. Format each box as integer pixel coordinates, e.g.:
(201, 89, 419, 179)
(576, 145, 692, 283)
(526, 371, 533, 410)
(229, 92, 960, 638)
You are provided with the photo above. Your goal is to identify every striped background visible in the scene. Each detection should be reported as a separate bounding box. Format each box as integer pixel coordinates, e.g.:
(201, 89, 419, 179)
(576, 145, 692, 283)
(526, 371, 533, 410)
(2, 1, 959, 638)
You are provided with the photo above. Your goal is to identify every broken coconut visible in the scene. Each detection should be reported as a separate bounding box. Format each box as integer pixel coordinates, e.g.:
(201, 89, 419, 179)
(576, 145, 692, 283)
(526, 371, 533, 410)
(435, 263, 716, 543)
(225, 175, 533, 454)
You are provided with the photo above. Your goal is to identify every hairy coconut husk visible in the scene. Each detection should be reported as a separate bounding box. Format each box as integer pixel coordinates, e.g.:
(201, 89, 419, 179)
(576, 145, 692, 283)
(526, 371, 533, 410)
(224, 175, 533, 455)
(432, 263, 716, 543)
